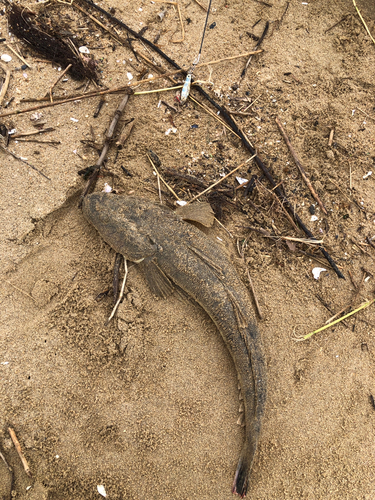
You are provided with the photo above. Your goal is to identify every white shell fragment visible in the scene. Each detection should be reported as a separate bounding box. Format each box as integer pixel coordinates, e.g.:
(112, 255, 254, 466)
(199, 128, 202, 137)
(310, 215, 318, 221)
(1, 54, 12, 62)
(30, 112, 43, 121)
(127, 72, 133, 80)
(70, 117, 79, 123)
(165, 127, 177, 135)
(176, 200, 187, 206)
(102, 183, 112, 193)
(236, 176, 248, 185)
(158, 9, 167, 20)
(97, 485, 107, 497)
(79, 46, 90, 54)
(312, 267, 326, 280)
(363, 171, 372, 179)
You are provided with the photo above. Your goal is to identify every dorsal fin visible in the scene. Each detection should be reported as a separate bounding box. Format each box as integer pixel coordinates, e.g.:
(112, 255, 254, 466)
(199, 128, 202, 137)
(176, 202, 214, 227)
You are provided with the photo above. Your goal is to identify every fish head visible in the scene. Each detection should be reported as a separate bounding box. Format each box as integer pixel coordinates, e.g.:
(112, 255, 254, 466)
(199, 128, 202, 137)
(82, 193, 159, 262)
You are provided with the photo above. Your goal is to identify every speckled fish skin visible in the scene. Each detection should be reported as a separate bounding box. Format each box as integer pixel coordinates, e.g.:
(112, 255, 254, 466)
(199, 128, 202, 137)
(82, 192, 266, 497)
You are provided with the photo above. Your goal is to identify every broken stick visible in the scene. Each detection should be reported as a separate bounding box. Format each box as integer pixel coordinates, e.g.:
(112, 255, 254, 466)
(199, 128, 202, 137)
(8, 427, 31, 477)
(79, 93, 130, 205)
(49, 63, 72, 102)
(275, 117, 328, 215)
(0, 63, 11, 106)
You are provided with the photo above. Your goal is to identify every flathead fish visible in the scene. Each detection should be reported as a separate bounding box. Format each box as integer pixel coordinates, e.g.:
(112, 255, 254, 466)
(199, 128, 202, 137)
(82, 193, 266, 497)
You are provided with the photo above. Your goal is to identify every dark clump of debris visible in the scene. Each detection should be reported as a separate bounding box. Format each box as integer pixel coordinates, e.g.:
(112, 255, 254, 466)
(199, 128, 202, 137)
(7, 2, 98, 82)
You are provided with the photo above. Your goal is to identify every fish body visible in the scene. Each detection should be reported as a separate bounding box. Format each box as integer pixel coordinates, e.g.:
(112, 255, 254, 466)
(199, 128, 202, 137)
(82, 193, 266, 497)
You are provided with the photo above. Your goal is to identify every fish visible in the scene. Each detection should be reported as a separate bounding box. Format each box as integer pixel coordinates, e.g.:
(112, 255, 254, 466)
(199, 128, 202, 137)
(82, 193, 266, 497)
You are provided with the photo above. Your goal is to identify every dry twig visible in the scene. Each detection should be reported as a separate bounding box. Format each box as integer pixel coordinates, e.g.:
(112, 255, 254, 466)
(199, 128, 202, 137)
(79, 93, 130, 205)
(106, 259, 128, 324)
(116, 120, 135, 148)
(0, 63, 11, 106)
(8, 427, 31, 477)
(5, 280, 36, 301)
(0, 87, 133, 118)
(72, 3, 124, 43)
(11, 127, 55, 139)
(147, 153, 180, 200)
(297, 298, 375, 341)
(325, 14, 350, 33)
(113, 253, 124, 305)
(0, 449, 13, 500)
(256, 181, 299, 232)
(189, 95, 240, 137)
(192, 0, 208, 11)
(49, 63, 72, 102)
(0, 144, 50, 180)
(4, 42, 31, 68)
(187, 156, 255, 204)
(155, 1, 185, 43)
(353, 0, 375, 45)
(275, 117, 327, 215)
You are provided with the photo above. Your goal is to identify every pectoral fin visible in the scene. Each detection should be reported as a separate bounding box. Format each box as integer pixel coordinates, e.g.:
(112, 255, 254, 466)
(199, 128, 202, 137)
(139, 257, 175, 298)
(176, 202, 215, 227)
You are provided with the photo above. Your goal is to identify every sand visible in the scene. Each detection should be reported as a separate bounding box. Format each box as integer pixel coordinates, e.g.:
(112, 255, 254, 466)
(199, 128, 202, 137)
(1, 0, 375, 498)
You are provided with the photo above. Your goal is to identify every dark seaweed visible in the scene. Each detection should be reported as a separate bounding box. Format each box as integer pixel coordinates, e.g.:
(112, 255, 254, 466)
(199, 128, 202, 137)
(7, 3, 98, 82)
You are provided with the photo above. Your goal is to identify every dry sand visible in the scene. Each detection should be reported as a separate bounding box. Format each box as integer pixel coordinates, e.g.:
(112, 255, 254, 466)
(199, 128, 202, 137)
(1, 0, 375, 498)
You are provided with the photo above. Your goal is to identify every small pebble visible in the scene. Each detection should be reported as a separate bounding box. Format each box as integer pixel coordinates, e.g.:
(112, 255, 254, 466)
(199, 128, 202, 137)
(309, 204, 315, 215)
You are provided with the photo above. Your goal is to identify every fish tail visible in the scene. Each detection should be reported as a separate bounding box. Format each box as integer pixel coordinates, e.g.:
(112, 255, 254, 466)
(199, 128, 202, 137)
(231, 444, 252, 498)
